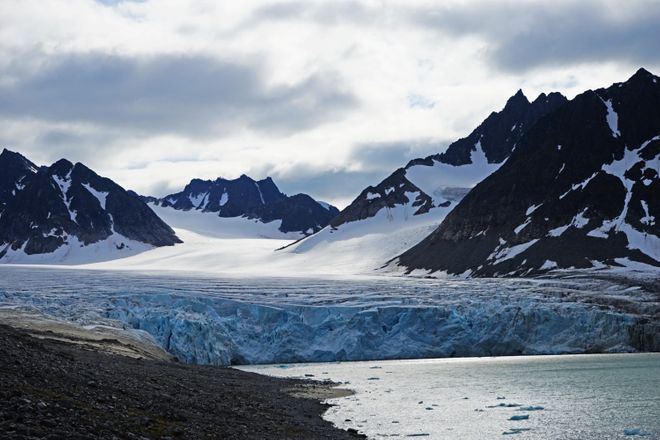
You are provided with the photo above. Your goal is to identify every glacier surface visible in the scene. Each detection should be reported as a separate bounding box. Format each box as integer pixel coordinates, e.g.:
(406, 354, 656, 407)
(1, 268, 656, 366)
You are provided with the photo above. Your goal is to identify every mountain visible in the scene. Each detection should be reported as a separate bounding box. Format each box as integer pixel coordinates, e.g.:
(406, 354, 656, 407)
(147, 175, 339, 236)
(330, 90, 567, 230)
(0, 150, 181, 263)
(281, 89, 567, 273)
(396, 68, 660, 276)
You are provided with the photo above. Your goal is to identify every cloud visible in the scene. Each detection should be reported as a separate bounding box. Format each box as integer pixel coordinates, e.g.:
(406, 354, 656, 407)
(411, 0, 660, 72)
(95, 0, 144, 6)
(257, 138, 450, 207)
(1, 0, 657, 207)
(0, 52, 357, 138)
(235, 1, 374, 30)
(349, 139, 449, 171)
(273, 167, 391, 208)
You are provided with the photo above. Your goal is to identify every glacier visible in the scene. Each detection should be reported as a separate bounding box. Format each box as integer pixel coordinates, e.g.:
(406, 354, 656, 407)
(1, 267, 657, 366)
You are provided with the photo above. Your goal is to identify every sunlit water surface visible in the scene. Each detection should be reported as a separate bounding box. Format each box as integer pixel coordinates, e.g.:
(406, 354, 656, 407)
(241, 353, 660, 439)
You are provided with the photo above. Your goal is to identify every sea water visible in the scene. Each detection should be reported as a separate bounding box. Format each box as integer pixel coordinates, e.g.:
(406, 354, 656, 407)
(242, 353, 660, 439)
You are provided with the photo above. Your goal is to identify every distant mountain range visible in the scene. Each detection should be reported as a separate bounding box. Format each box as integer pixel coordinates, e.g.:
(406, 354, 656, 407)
(147, 175, 338, 236)
(0, 150, 338, 262)
(1, 68, 657, 275)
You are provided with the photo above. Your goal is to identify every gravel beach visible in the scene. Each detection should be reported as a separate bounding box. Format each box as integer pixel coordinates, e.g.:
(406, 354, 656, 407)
(0, 323, 364, 439)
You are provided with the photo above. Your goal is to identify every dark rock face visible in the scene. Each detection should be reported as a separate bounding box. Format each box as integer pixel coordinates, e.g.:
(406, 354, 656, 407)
(430, 89, 568, 166)
(398, 68, 660, 276)
(0, 149, 39, 215)
(331, 89, 567, 229)
(0, 152, 180, 258)
(150, 175, 339, 234)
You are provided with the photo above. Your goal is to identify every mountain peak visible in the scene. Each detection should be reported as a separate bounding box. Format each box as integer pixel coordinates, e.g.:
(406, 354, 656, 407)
(1, 148, 23, 160)
(0, 148, 38, 172)
(503, 89, 529, 111)
(49, 159, 74, 178)
(627, 67, 657, 85)
(503, 89, 530, 110)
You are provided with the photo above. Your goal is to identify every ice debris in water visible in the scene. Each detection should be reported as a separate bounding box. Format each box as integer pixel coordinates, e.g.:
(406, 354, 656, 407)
(509, 414, 529, 421)
(623, 429, 651, 436)
(503, 428, 531, 435)
(488, 403, 522, 408)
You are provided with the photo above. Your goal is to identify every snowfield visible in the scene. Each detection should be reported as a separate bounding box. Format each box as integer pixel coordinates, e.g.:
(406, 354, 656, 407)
(73, 202, 445, 276)
(1, 267, 657, 366)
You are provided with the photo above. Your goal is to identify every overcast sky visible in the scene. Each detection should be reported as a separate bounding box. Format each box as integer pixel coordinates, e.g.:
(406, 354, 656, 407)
(1, 0, 658, 207)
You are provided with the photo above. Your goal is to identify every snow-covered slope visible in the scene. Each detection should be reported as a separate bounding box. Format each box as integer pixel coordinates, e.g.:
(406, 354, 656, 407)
(285, 90, 567, 272)
(282, 191, 455, 275)
(84, 203, 306, 275)
(398, 68, 660, 276)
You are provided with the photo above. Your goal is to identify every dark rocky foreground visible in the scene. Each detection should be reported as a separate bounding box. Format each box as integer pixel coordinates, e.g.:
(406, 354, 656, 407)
(0, 325, 364, 440)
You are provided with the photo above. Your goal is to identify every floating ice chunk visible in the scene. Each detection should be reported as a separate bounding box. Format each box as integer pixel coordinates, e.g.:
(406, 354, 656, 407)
(503, 428, 531, 435)
(510, 414, 529, 421)
(488, 403, 521, 408)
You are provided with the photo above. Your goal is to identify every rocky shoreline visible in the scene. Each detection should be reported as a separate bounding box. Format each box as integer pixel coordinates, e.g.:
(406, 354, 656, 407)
(0, 324, 364, 439)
